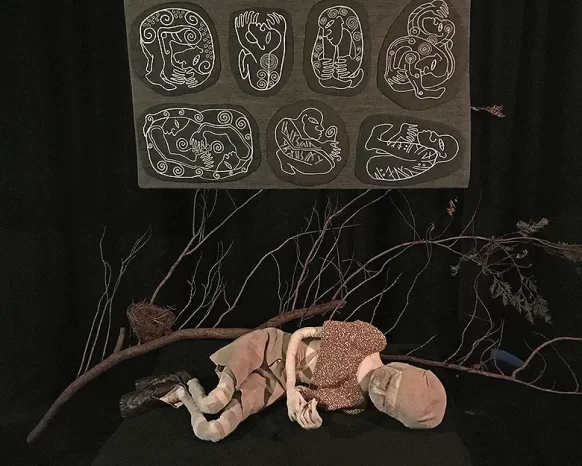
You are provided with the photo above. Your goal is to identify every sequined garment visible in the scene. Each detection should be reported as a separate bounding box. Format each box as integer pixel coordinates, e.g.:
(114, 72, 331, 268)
(300, 320, 387, 412)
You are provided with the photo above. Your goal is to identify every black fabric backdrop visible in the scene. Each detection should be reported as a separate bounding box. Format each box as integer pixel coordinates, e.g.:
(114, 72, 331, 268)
(2, 1, 582, 465)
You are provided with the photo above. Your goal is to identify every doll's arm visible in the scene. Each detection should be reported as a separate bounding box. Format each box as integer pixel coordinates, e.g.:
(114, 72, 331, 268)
(286, 327, 323, 430)
(285, 327, 323, 391)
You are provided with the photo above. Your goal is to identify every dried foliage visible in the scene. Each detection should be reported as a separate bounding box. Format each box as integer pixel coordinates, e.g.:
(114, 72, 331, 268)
(471, 104, 506, 118)
(446, 216, 581, 323)
(517, 218, 550, 236)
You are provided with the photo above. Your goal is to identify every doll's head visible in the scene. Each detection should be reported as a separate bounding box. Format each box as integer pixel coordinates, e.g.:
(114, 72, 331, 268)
(368, 362, 446, 429)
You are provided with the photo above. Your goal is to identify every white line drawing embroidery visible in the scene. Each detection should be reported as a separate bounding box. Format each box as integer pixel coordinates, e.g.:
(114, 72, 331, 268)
(274, 108, 342, 176)
(384, 0, 456, 100)
(139, 7, 216, 92)
(234, 10, 287, 92)
(364, 122, 459, 181)
(310, 5, 365, 90)
(143, 108, 255, 181)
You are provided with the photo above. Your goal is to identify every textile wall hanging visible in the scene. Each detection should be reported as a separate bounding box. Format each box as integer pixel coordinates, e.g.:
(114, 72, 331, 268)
(124, 0, 471, 189)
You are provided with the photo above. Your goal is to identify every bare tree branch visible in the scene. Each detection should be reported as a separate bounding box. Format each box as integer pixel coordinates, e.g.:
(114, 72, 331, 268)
(513, 337, 582, 380)
(150, 190, 263, 304)
(289, 190, 372, 312)
(407, 334, 437, 356)
(386, 234, 433, 334)
(77, 228, 111, 378)
(179, 242, 232, 330)
(389, 191, 419, 241)
(382, 349, 582, 396)
(345, 269, 399, 321)
(78, 227, 151, 377)
(113, 328, 126, 353)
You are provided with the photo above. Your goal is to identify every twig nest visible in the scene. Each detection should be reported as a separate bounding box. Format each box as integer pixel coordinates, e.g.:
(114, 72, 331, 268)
(127, 302, 176, 344)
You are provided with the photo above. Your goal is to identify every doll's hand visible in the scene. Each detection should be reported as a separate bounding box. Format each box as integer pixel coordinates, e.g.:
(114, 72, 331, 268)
(297, 399, 322, 430)
(287, 387, 306, 422)
(287, 389, 322, 430)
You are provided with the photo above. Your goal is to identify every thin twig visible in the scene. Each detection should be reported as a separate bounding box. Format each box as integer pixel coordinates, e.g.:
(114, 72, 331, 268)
(180, 242, 232, 329)
(406, 335, 437, 356)
(389, 191, 419, 241)
(216, 225, 359, 328)
(174, 255, 203, 323)
(77, 228, 111, 378)
(530, 333, 580, 391)
(102, 228, 152, 359)
(289, 191, 371, 312)
(386, 235, 433, 334)
(150, 190, 262, 304)
(113, 328, 126, 353)
(523, 338, 548, 385)
(513, 337, 582, 379)
(446, 272, 484, 363)
(345, 270, 399, 321)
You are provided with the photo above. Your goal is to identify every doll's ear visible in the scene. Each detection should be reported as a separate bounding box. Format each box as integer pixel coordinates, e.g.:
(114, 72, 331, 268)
(368, 365, 403, 416)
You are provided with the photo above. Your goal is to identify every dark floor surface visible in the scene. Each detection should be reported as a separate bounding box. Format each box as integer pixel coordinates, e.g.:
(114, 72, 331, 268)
(3, 369, 582, 466)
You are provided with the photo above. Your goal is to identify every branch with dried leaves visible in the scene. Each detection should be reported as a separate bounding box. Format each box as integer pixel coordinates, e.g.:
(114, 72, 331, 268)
(38, 190, 581, 446)
(329, 216, 581, 324)
(368, 196, 582, 397)
(471, 104, 506, 118)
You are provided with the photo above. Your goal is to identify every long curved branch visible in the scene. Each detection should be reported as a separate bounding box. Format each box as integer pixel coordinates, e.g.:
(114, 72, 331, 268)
(27, 299, 343, 445)
(382, 351, 582, 396)
(331, 234, 582, 308)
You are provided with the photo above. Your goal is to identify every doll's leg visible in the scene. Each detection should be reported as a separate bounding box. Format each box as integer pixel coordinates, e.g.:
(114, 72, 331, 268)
(186, 367, 236, 415)
(178, 388, 243, 442)
(188, 329, 277, 414)
(178, 372, 270, 442)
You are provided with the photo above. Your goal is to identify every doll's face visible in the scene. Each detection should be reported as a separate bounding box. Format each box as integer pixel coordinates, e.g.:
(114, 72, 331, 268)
(368, 365, 401, 416)
(368, 363, 447, 430)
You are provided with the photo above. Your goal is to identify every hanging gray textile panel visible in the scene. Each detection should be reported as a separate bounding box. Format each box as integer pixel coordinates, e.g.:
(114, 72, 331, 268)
(124, 0, 471, 189)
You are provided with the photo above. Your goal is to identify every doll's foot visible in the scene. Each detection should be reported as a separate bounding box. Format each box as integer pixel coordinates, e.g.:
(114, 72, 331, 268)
(120, 371, 191, 418)
(159, 385, 186, 408)
(135, 370, 191, 391)
(187, 378, 202, 391)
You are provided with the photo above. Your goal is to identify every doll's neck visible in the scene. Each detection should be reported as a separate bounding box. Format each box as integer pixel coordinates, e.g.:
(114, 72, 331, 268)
(357, 352, 383, 392)
(304, 338, 321, 369)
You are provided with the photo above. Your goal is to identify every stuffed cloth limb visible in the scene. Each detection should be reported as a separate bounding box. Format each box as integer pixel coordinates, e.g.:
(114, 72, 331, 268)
(285, 326, 323, 430)
(190, 328, 285, 415)
(187, 368, 236, 415)
(178, 371, 273, 442)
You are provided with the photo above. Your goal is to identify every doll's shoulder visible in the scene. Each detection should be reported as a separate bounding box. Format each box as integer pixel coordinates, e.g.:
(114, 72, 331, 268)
(322, 320, 386, 353)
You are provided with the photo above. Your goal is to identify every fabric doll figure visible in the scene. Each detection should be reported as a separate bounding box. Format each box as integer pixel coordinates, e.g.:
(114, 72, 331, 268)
(285, 320, 447, 430)
(120, 320, 447, 442)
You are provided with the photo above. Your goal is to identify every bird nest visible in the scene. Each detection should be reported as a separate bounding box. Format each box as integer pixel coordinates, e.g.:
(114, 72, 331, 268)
(127, 302, 176, 344)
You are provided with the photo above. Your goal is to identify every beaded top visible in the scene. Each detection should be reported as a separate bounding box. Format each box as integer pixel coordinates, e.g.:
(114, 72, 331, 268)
(300, 320, 386, 412)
